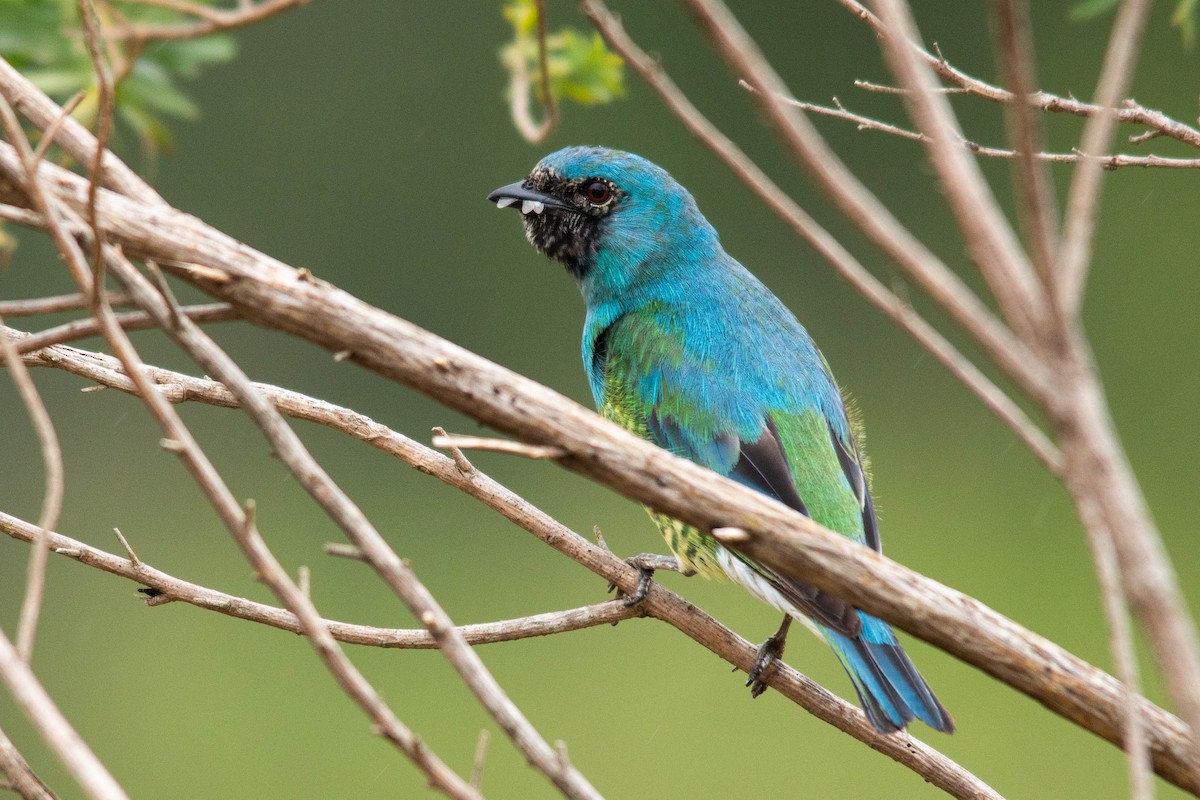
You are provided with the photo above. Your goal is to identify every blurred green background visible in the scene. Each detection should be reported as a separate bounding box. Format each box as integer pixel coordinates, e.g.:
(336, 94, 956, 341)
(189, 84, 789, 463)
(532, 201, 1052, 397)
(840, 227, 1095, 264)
(2, 2, 1198, 797)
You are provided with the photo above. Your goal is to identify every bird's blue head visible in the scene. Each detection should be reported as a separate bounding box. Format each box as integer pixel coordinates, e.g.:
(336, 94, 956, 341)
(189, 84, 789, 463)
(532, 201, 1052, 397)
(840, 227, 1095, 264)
(488, 146, 720, 305)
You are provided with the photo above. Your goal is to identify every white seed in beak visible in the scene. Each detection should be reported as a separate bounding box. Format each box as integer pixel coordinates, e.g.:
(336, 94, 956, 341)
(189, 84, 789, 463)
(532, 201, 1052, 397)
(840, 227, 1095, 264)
(495, 197, 517, 209)
(521, 199, 545, 215)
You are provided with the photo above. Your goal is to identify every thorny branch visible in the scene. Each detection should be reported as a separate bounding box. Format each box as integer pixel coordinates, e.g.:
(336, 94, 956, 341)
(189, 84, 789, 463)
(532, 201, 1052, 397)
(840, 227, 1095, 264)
(744, 83, 1200, 170)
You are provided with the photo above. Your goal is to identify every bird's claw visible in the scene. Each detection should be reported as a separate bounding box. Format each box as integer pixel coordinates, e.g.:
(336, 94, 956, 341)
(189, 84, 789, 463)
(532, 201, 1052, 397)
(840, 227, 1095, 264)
(607, 553, 681, 608)
(746, 617, 792, 698)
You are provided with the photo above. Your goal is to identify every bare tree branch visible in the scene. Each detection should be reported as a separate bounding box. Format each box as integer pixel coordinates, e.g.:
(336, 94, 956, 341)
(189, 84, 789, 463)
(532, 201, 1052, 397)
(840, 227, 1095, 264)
(0, 312, 63, 664)
(743, 82, 1200, 169)
(836, 0, 1200, 149)
(0, 509, 642, 645)
(1057, 0, 1153, 312)
(103, 0, 310, 42)
(991, 0, 1060, 288)
(0, 293, 133, 317)
(0, 726, 57, 800)
(0, 626, 128, 800)
(11, 303, 237, 354)
(868, 0, 1047, 343)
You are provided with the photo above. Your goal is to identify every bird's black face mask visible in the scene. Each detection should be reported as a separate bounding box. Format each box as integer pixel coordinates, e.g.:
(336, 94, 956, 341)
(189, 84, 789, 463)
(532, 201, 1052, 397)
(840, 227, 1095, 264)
(488, 167, 620, 279)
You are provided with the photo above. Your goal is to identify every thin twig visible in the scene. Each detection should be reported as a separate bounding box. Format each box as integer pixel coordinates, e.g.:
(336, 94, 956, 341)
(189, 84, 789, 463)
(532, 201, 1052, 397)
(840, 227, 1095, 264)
(323, 543, 366, 561)
(747, 82, 1200, 169)
(14, 303, 238, 354)
(868, 0, 1046, 343)
(0, 310, 64, 663)
(111, 527, 141, 566)
(836, 0, 1200, 150)
(432, 426, 477, 475)
(75, 0, 115, 298)
(1057, 0, 1154, 313)
(470, 730, 490, 790)
(4, 515, 642, 646)
(1081, 493, 1153, 800)
(31, 91, 86, 166)
(0, 292, 133, 317)
(0, 625, 128, 800)
(505, 0, 559, 143)
(0, 725, 58, 800)
(101, 0, 309, 42)
(991, 0, 1060, 291)
(433, 433, 565, 460)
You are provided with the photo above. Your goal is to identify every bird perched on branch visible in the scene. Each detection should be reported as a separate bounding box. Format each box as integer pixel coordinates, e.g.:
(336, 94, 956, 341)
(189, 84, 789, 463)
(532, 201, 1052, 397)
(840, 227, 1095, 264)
(488, 146, 953, 734)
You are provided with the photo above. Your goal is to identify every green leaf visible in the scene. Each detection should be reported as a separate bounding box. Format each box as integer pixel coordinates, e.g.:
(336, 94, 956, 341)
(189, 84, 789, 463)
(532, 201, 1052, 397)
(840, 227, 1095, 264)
(498, 1, 626, 121)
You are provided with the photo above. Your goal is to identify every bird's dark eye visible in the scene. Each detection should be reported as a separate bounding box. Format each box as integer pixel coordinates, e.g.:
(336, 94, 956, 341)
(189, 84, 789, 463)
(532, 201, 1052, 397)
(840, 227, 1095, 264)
(584, 180, 613, 206)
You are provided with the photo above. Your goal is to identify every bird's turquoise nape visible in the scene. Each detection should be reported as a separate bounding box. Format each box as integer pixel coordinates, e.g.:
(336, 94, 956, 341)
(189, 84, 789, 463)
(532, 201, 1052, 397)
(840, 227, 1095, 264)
(488, 146, 954, 735)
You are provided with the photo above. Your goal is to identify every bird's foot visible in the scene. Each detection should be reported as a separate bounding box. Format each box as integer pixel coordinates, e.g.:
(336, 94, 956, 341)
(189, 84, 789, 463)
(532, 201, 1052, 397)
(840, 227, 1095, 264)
(608, 553, 683, 607)
(745, 616, 793, 698)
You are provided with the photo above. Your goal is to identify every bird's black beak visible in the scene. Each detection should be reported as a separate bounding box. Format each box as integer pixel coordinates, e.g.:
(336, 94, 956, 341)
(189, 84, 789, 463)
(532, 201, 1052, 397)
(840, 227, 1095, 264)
(487, 181, 575, 215)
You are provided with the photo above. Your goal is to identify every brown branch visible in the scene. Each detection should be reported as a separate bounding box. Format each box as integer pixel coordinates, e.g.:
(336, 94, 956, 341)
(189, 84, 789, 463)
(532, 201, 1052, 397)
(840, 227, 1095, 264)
(0, 292, 133, 317)
(13, 303, 238, 354)
(102, 0, 309, 42)
(581, 0, 1061, 474)
(75, 0, 114, 296)
(0, 726, 57, 800)
(1057, 0, 1153, 313)
(837, 0, 1200, 150)
(3, 335, 997, 798)
(432, 432, 565, 461)
(30, 91, 86, 167)
(0, 312, 63, 664)
(747, 82, 1200, 169)
(0, 506, 638, 646)
(0, 626, 128, 800)
(868, 0, 1047, 344)
(991, 0, 1060, 289)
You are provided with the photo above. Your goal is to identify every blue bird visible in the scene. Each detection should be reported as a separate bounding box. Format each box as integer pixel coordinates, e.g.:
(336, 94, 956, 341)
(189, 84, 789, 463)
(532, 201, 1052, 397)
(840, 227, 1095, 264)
(488, 146, 953, 734)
